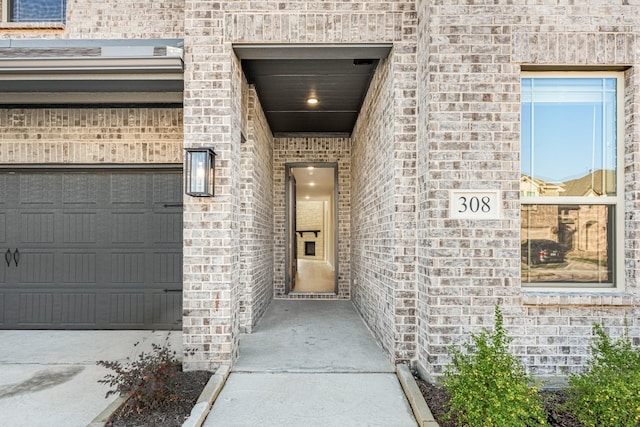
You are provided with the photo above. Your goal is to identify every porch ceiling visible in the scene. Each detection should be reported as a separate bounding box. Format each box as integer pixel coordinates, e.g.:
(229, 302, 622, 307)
(234, 44, 392, 137)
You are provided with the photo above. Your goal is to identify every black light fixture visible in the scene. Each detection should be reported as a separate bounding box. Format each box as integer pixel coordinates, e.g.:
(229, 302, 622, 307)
(185, 147, 216, 197)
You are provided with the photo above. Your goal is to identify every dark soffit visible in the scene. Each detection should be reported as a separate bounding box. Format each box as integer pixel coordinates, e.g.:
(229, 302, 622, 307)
(234, 44, 392, 137)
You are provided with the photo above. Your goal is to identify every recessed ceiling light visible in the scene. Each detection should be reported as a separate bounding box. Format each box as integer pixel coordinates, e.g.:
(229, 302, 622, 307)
(309, 182, 316, 186)
(305, 195, 310, 200)
(307, 97, 319, 105)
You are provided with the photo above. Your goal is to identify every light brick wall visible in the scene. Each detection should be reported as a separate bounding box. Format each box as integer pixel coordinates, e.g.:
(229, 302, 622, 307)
(273, 138, 351, 299)
(0, 0, 183, 39)
(416, 0, 431, 378)
(182, 1, 244, 369)
(182, 0, 416, 369)
(0, 108, 183, 164)
(10, 0, 637, 380)
(417, 0, 640, 380)
(351, 40, 419, 364)
(351, 56, 398, 361)
(239, 86, 274, 333)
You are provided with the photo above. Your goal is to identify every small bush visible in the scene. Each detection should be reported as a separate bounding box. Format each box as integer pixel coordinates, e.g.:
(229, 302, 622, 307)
(443, 306, 548, 427)
(97, 340, 181, 416)
(565, 323, 640, 427)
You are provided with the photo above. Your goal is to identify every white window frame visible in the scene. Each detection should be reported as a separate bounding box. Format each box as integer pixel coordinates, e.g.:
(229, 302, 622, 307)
(520, 71, 625, 291)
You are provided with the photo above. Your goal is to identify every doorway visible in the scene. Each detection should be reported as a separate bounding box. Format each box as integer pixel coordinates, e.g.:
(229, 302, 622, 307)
(285, 163, 338, 294)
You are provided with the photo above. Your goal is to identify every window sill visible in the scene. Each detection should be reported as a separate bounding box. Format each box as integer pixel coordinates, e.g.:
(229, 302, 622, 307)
(0, 22, 65, 29)
(521, 291, 635, 307)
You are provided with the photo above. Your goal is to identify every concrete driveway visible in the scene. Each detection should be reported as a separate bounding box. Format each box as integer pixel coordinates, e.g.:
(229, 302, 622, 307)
(0, 330, 181, 427)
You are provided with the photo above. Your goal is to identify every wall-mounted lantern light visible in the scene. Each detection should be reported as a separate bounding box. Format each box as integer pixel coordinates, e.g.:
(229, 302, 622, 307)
(185, 147, 216, 197)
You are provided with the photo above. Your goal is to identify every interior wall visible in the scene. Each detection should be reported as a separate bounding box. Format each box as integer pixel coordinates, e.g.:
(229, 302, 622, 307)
(325, 198, 335, 270)
(296, 201, 325, 260)
(238, 84, 274, 333)
(273, 138, 351, 299)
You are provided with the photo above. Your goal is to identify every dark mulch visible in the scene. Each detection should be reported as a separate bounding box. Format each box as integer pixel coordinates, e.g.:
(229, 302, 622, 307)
(107, 370, 212, 427)
(415, 378, 585, 427)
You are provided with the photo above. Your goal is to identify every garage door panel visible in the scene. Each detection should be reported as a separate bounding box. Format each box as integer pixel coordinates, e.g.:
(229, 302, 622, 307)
(1, 169, 182, 330)
(19, 292, 54, 324)
(20, 174, 60, 205)
(111, 252, 145, 283)
(111, 175, 147, 205)
(62, 252, 96, 283)
(63, 174, 99, 205)
(153, 173, 182, 204)
(60, 293, 96, 325)
(111, 212, 146, 243)
(63, 212, 97, 243)
(152, 292, 182, 326)
(153, 212, 182, 243)
(19, 252, 55, 283)
(153, 252, 182, 284)
(110, 293, 145, 325)
(0, 256, 6, 285)
(21, 212, 55, 243)
(0, 213, 6, 243)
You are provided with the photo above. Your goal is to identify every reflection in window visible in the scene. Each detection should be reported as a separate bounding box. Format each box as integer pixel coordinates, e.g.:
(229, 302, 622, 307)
(521, 204, 613, 285)
(521, 73, 621, 288)
(521, 77, 616, 197)
(11, 0, 66, 23)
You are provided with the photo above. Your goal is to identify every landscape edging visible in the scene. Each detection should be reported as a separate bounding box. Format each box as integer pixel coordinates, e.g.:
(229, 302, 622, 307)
(396, 364, 440, 427)
(86, 395, 128, 427)
(182, 364, 231, 427)
(86, 364, 231, 427)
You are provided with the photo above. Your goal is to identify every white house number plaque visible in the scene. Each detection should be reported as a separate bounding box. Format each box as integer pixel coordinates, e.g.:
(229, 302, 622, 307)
(449, 190, 501, 220)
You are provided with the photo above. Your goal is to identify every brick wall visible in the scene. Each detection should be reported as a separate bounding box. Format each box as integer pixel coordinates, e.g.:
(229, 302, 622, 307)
(239, 86, 274, 333)
(273, 138, 351, 299)
(0, 0, 183, 39)
(0, 108, 182, 163)
(417, 0, 640, 380)
(182, 0, 417, 369)
(351, 40, 419, 364)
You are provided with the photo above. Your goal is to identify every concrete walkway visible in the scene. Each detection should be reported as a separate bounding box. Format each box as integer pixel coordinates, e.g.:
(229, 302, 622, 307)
(0, 330, 181, 427)
(203, 300, 418, 427)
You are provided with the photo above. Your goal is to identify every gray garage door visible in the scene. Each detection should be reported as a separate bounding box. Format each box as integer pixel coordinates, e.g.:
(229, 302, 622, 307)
(0, 169, 183, 330)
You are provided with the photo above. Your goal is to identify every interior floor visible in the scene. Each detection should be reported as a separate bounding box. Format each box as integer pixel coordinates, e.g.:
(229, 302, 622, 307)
(293, 259, 335, 293)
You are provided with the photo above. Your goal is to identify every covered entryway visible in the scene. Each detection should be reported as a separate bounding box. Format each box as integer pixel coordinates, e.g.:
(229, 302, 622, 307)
(0, 168, 182, 329)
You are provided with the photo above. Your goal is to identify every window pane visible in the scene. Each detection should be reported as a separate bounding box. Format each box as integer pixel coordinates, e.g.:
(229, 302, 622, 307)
(11, 0, 66, 22)
(521, 78, 616, 197)
(521, 204, 613, 285)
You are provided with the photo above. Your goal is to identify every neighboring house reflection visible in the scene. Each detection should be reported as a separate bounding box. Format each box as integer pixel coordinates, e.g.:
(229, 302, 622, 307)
(521, 171, 613, 283)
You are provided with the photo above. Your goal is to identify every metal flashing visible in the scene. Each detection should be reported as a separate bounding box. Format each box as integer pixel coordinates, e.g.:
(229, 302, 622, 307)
(3, 38, 183, 48)
(233, 43, 392, 60)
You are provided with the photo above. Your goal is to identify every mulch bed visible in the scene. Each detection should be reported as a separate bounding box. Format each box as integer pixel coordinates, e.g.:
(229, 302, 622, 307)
(106, 370, 212, 427)
(415, 378, 585, 427)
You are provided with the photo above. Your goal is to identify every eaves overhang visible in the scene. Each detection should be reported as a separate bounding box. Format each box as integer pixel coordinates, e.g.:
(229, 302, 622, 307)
(0, 56, 184, 105)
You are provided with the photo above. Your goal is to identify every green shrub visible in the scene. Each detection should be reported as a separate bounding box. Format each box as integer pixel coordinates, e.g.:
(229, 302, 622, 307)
(443, 306, 548, 427)
(97, 341, 181, 416)
(565, 323, 640, 427)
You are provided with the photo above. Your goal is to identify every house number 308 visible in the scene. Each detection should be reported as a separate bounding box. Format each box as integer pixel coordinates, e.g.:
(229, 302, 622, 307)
(449, 190, 501, 220)
(457, 196, 491, 213)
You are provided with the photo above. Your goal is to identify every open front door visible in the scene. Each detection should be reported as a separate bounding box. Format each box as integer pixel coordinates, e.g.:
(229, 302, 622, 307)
(286, 168, 297, 293)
